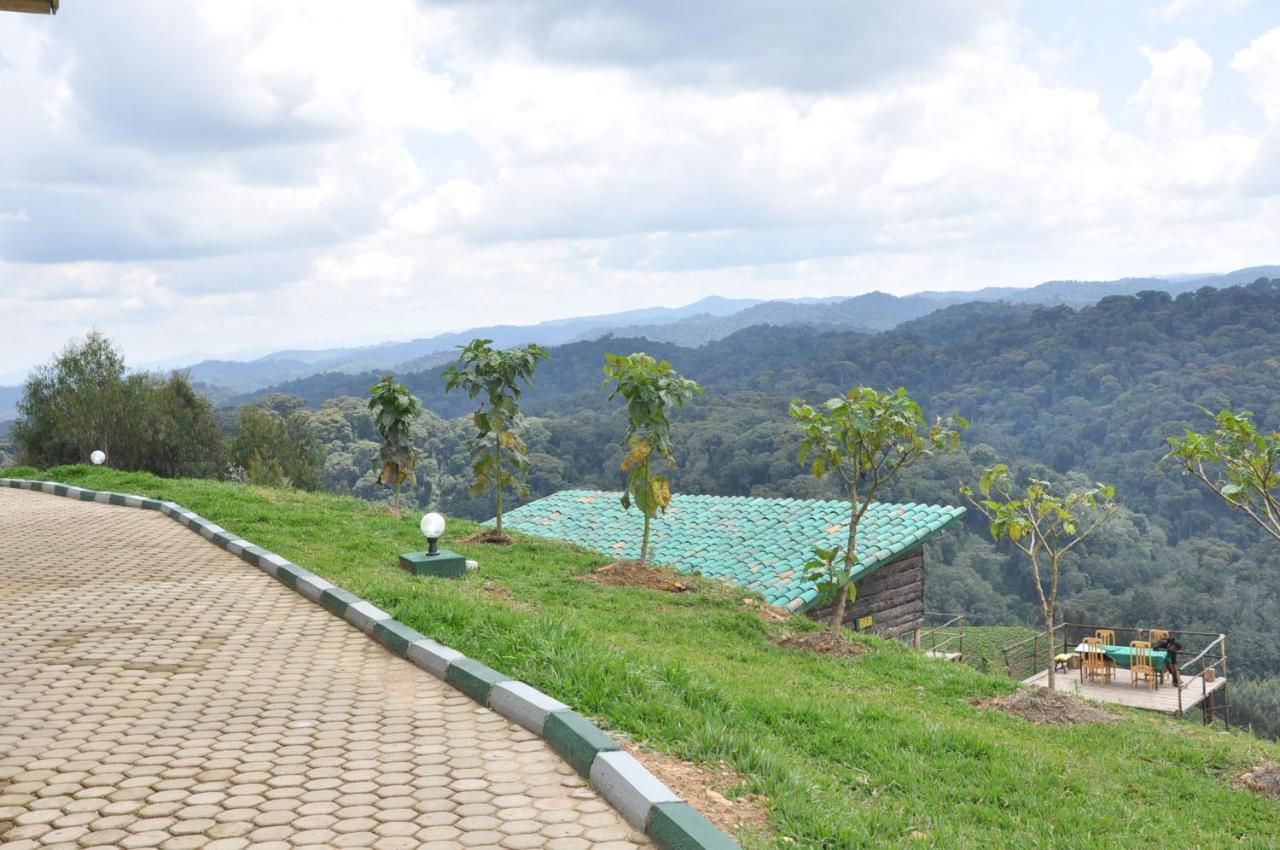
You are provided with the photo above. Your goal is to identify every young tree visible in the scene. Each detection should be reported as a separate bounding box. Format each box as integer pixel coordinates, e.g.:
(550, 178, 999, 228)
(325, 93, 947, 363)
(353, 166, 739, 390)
(604, 352, 701, 565)
(791, 387, 965, 635)
(367, 375, 422, 513)
(1164, 409, 1280, 544)
(443, 340, 548, 536)
(961, 465, 1118, 688)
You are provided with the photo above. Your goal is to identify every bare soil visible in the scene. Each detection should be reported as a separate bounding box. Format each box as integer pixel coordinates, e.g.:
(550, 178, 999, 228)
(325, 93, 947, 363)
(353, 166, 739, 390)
(1234, 763, 1280, 801)
(583, 561, 693, 593)
(614, 736, 770, 837)
(972, 687, 1114, 726)
(770, 630, 867, 658)
(741, 597, 791, 622)
(462, 529, 515, 545)
(481, 580, 535, 613)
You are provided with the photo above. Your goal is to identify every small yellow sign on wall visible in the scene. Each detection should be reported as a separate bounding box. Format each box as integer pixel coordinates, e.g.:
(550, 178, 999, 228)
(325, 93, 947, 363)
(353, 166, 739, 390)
(857, 615, 874, 631)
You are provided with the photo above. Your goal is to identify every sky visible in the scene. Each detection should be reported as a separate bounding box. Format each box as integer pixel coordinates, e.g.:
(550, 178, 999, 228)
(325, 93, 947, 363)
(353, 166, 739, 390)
(1, 0, 1278, 377)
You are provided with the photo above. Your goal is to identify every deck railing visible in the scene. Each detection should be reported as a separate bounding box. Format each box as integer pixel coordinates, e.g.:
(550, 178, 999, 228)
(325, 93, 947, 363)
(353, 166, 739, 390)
(1000, 623, 1061, 681)
(1000, 622, 1229, 726)
(909, 612, 965, 659)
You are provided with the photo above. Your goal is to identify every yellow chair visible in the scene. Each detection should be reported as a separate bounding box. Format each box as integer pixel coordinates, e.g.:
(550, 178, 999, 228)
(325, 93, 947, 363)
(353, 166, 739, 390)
(1130, 641, 1156, 690)
(1095, 630, 1118, 677)
(1082, 637, 1112, 685)
(1149, 630, 1170, 684)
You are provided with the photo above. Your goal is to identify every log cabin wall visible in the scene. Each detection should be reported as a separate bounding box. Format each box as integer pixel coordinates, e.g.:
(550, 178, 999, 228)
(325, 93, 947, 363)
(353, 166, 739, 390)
(806, 548, 924, 638)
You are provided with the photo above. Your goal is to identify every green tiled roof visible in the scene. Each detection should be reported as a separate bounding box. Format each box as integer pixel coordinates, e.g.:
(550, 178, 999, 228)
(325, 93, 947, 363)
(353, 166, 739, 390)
(499, 490, 966, 612)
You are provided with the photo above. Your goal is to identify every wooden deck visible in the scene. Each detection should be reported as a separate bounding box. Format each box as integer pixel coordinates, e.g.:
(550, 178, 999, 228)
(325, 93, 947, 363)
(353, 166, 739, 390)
(1022, 668, 1226, 715)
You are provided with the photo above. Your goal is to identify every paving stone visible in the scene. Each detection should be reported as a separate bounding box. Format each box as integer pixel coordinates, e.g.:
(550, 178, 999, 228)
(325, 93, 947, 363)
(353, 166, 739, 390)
(0, 488, 653, 850)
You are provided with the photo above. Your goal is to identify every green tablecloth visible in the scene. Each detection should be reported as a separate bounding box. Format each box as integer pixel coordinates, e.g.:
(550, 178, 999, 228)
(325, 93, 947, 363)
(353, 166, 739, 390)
(1075, 643, 1168, 671)
(1109, 645, 1168, 671)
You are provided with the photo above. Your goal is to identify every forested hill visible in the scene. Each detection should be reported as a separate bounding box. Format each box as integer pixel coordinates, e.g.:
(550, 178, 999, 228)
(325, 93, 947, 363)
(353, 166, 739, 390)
(250, 280, 1280, 442)
(237, 280, 1280, 726)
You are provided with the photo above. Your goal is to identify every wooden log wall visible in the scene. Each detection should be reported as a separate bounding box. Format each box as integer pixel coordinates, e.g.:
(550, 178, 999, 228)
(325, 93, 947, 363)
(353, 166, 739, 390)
(806, 549, 925, 638)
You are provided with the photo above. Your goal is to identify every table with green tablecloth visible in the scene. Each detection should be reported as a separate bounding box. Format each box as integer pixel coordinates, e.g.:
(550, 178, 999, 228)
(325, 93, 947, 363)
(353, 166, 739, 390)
(1073, 642, 1169, 671)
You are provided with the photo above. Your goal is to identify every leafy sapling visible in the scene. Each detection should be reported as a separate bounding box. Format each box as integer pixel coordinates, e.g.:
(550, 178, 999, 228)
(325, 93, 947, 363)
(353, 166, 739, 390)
(792, 386, 965, 636)
(603, 352, 702, 565)
(444, 339, 549, 538)
(961, 465, 1118, 689)
(367, 375, 422, 514)
(1164, 409, 1280, 544)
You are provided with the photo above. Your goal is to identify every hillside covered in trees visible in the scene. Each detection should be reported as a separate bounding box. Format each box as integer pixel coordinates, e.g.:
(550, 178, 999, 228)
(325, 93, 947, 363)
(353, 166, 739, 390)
(219, 280, 1280, 731)
(6, 280, 1280, 735)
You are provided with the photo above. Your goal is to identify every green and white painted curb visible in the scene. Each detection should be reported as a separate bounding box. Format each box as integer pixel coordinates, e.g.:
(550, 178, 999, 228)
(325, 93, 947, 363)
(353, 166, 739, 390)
(0, 477, 740, 850)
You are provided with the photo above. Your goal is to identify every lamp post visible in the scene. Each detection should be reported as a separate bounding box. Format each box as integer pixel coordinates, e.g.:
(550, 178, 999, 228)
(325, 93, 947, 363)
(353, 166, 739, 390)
(421, 512, 445, 555)
(400, 512, 467, 577)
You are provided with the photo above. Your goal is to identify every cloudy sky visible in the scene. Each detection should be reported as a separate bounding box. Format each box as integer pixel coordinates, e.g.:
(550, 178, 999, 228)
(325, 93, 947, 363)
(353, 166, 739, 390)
(1, 0, 1278, 377)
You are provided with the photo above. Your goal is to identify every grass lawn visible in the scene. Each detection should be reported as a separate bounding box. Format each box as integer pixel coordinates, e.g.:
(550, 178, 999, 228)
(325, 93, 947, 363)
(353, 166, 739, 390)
(7, 466, 1280, 849)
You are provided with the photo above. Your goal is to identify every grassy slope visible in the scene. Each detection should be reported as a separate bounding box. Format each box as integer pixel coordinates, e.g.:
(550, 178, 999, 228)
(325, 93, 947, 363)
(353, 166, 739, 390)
(7, 467, 1279, 850)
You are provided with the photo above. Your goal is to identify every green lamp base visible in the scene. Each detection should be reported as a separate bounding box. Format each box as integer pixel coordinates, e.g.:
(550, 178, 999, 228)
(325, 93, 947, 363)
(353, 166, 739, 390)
(400, 549, 467, 578)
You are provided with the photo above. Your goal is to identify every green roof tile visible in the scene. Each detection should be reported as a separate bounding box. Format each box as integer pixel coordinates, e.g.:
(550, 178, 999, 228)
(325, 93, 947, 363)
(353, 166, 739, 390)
(499, 490, 966, 612)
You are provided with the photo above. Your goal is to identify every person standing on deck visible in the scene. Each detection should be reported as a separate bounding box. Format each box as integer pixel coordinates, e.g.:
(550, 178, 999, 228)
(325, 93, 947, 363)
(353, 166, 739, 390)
(1155, 634, 1182, 686)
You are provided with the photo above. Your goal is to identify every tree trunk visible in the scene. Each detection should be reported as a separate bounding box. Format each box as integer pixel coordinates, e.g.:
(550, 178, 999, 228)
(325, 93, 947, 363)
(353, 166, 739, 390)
(1044, 606, 1056, 690)
(829, 582, 850, 635)
(830, 496, 859, 636)
(494, 433, 503, 534)
(394, 477, 401, 514)
(640, 514, 652, 565)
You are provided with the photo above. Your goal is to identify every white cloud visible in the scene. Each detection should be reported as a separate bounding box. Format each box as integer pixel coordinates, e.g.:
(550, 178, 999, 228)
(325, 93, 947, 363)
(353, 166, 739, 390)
(1155, 0, 1251, 23)
(2, 2, 1279, 375)
(1232, 27, 1280, 122)
(1132, 39, 1213, 138)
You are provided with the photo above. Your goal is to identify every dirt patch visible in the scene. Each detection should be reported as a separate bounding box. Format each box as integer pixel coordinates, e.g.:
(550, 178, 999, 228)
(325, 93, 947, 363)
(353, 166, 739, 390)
(583, 561, 693, 593)
(614, 737, 769, 837)
(770, 630, 867, 658)
(481, 580, 535, 613)
(741, 597, 790, 622)
(972, 687, 1114, 726)
(462, 529, 515, 545)
(1234, 763, 1280, 801)
(252, 488, 283, 504)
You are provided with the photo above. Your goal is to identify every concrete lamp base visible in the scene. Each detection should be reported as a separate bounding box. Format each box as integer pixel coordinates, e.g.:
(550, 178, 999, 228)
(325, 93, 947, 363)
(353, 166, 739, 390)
(400, 549, 467, 578)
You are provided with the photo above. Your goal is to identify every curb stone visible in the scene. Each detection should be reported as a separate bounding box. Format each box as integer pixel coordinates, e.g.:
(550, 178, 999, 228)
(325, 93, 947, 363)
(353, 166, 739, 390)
(0, 477, 742, 850)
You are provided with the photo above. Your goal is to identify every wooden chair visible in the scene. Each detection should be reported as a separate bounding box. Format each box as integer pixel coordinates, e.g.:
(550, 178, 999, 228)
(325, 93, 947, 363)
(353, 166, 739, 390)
(1130, 641, 1156, 690)
(1149, 630, 1170, 684)
(1081, 637, 1111, 684)
(1095, 630, 1118, 677)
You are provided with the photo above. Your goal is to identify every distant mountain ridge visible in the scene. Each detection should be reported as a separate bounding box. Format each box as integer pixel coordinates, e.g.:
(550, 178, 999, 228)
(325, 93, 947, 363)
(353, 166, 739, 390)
(148, 264, 1280, 393)
(588, 266, 1280, 347)
(2, 265, 1276, 418)
(180, 295, 760, 393)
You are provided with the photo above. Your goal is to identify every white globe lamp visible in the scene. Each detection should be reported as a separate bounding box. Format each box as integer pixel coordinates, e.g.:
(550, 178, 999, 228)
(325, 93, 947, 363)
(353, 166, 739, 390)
(90, 450, 106, 466)
(420, 512, 446, 555)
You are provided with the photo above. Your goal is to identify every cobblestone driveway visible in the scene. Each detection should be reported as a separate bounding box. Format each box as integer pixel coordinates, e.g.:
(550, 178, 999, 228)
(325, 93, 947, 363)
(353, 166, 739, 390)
(0, 489, 649, 850)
